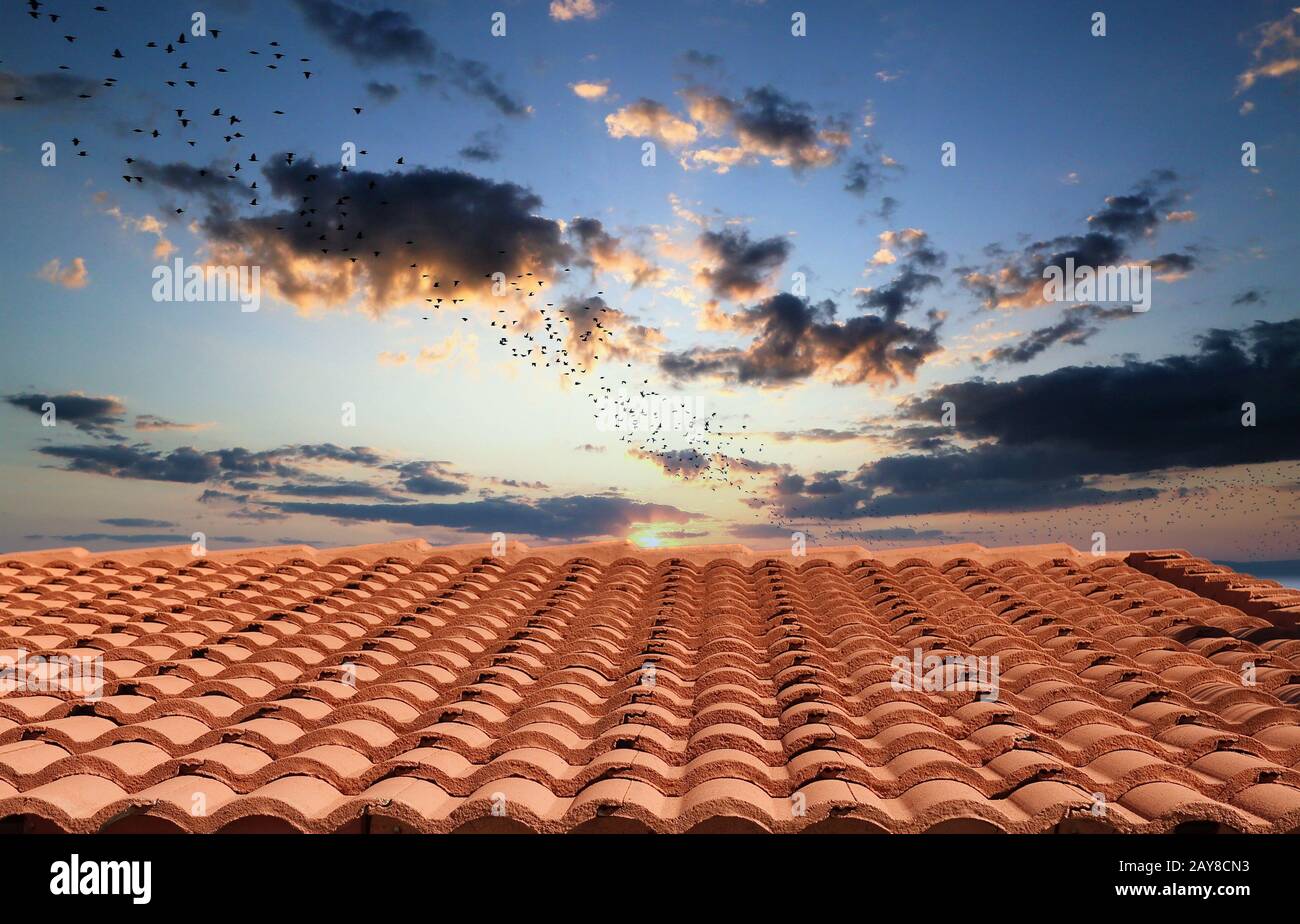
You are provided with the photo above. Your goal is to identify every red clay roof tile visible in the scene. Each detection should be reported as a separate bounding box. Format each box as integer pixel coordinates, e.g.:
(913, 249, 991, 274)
(0, 540, 1298, 833)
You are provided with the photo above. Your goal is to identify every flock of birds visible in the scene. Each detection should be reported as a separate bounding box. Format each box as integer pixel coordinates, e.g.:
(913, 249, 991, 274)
(12, 1, 1295, 557)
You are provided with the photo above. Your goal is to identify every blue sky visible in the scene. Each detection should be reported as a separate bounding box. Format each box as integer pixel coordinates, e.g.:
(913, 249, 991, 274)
(1, 0, 1297, 561)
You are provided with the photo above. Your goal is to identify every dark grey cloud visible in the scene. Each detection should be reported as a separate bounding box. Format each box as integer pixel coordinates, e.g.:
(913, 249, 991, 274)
(764, 319, 1300, 520)
(1233, 289, 1267, 306)
(0, 70, 101, 107)
(630, 447, 784, 482)
(39, 443, 221, 482)
(958, 171, 1197, 309)
(983, 304, 1133, 365)
(132, 159, 242, 206)
(663, 234, 944, 387)
(37, 441, 390, 485)
(843, 140, 902, 198)
(1149, 251, 1196, 277)
(263, 481, 402, 500)
(767, 463, 1155, 521)
(99, 518, 177, 528)
(291, 0, 526, 115)
(843, 156, 878, 196)
(660, 291, 943, 387)
(37, 533, 256, 545)
(696, 227, 792, 300)
(458, 129, 501, 163)
(5, 392, 125, 437)
(416, 61, 529, 118)
(387, 461, 470, 496)
(196, 157, 573, 311)
(269, 494, 694, 541)
(728, 522, 953, 544)
(365, 81, 401, 103)
(292, 443, 385, 466)
(292, 0, 434, 63)
(678, 50, 722, 69)
(685, 85, 848, 172)
(904, 319, 1300, 473)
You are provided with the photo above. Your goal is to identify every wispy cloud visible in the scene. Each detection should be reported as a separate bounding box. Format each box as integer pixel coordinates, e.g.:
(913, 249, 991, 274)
(37, 257, 89, 289)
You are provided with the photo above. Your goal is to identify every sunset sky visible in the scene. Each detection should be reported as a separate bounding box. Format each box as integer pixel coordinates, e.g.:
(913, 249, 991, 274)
(1, 0, 1297, 567)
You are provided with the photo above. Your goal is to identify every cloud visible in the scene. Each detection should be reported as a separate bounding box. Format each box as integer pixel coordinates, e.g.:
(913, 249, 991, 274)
(769, 427, 865, 443)
(906, 319, 1300, 471)
(292, 0, 433, 62)
(575, 443, 606, 453)
(844, 141, 905, 197)
(1236, 7, 1300, 93)
(387, 460, 470, 496)
(365, 81, 401, 103)
(379, 333, 479, 372)
(759, 319, 1300, 522)
(291, 0, 527, 115)
(38, 257, 89, 289)
(35, 533, 256, 546)
(660, 291, 943, 388)
(662, 232, 944, 387)
(766, 463, 1155, 522)
(729, 522, 951, 544)
(843, 156, 879, 196)
(570, 80, 610, 100)
(678, 50, 722, 70)
(415, 62, 530, 118)
(0, 70, 100, 107)
(458, 129, 501, 163)
(981, 304, 1133, 365)
(134, 414, 214, 432)
(958, 171, 1197, 310)
(694, 227, 791, 300)
(881, 320, 1299, 506)
(556, 295, 665, 368)
(101, 204, 176, 260)
(4, 391, 124, 436)
(270, 494, 693, 541)
(99, 518, 177, 528)
(262, 481, 404, 500)
(605, 99, 699, 146)
(680, 86, 850, 173)
(132, 159, 246, 207)
(291, 443, 386, 466)
(190, 157, 575, 314)
(36, 441, 389, 485)
(550, 0, 603, 22)
(631, 447, 785, 483)
(1233, 288, 1267, 306)
(39, 443, 223, 483)
(569, 218, 665, 287)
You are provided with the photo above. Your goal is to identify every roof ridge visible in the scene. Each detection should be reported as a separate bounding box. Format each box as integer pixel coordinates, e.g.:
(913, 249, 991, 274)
(0, 537, 1109, 568)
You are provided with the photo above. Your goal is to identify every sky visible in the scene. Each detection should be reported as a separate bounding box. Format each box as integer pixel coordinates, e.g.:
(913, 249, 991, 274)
(0, 0, 1297, 565)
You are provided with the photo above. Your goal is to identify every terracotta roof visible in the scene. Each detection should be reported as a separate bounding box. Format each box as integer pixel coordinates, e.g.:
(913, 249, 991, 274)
(1, 539, 1299, 834)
